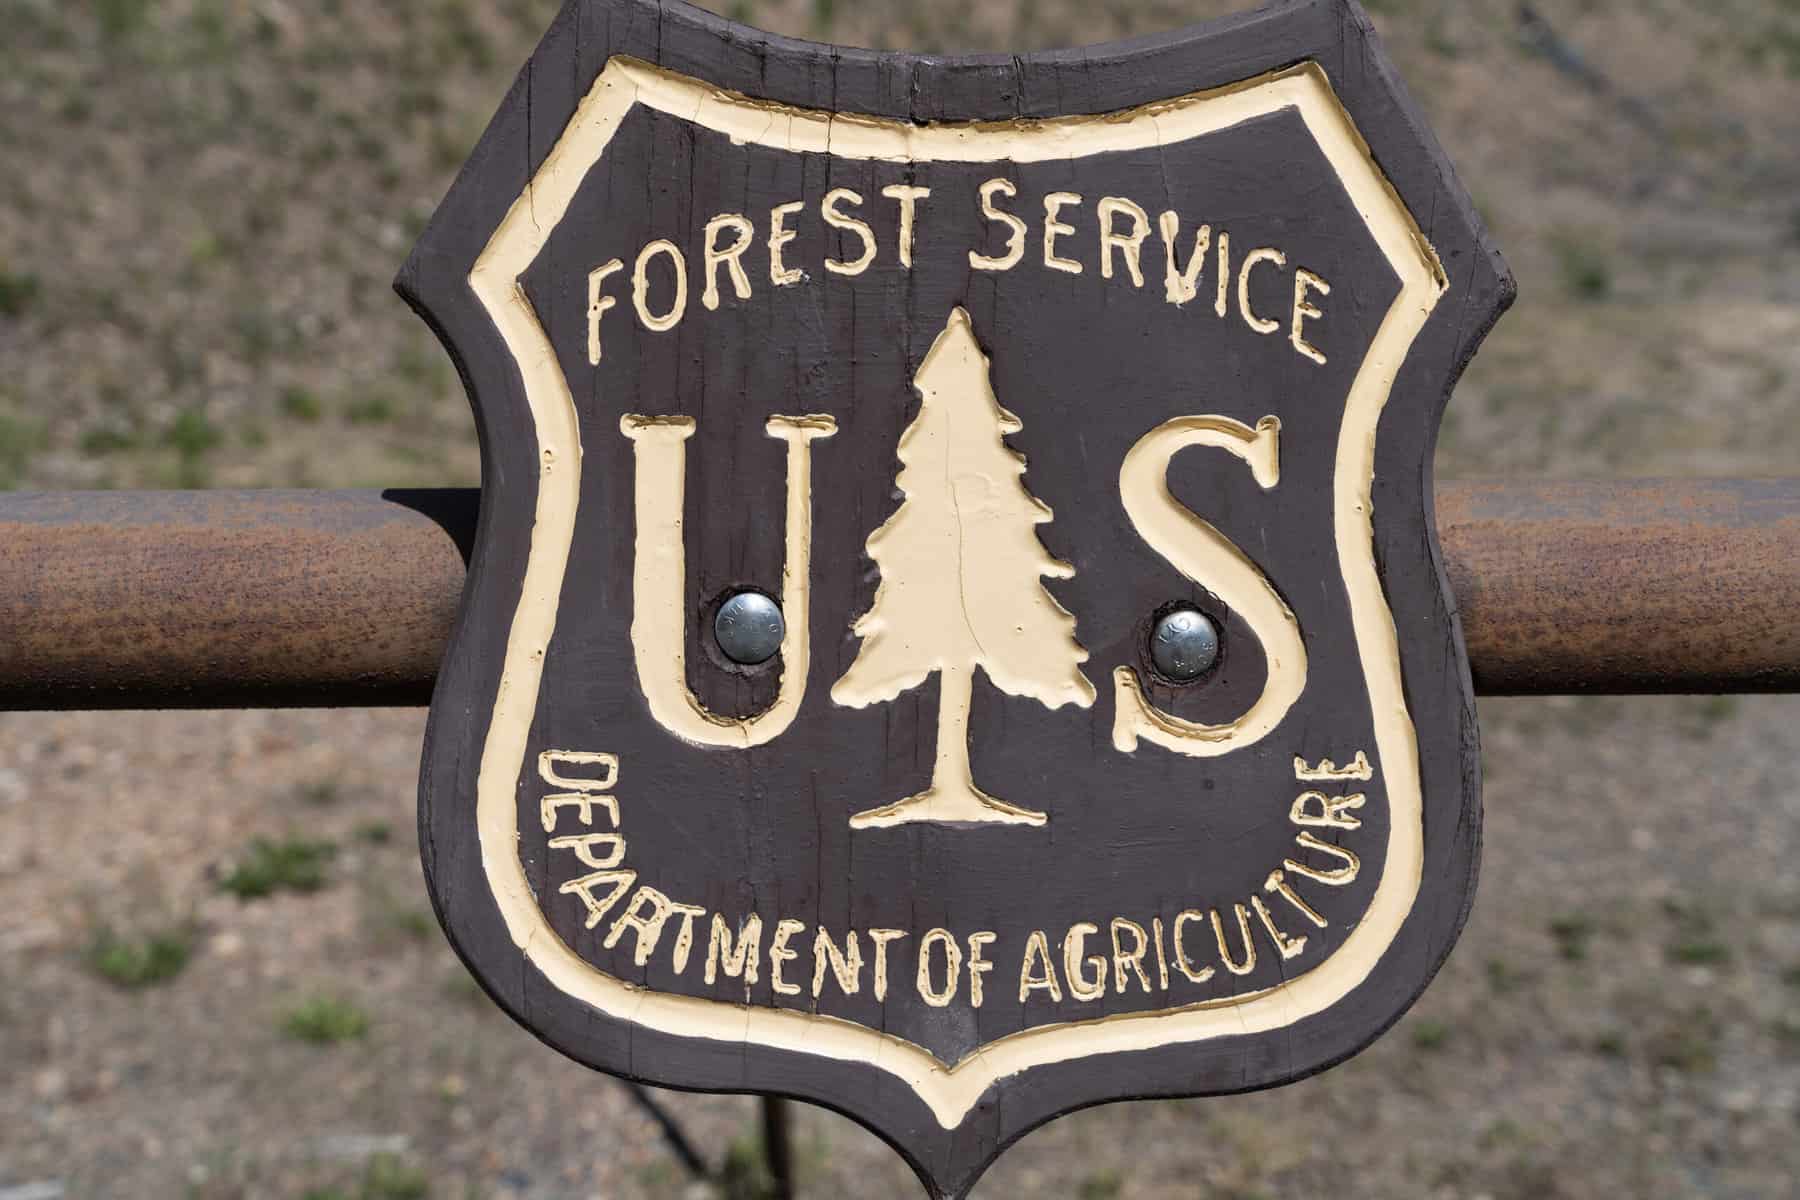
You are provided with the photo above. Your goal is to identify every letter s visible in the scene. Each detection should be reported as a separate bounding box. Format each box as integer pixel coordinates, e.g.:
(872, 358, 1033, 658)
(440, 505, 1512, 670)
(1113, 415, 1306, 757)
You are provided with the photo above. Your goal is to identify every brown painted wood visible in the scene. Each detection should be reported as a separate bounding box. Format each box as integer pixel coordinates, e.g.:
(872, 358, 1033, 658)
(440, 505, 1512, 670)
(399, 2, 1512, 1195)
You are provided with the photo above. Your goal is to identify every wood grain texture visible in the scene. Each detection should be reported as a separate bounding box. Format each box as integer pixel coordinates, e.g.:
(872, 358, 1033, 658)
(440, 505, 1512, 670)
(398, 2, 1512, 1195)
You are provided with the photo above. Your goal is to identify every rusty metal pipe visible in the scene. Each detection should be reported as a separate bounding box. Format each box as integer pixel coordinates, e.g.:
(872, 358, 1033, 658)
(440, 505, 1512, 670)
(0, 489, 473, 709)
(0, 481, 1794, 709)
(1438, 479, 1800, 694)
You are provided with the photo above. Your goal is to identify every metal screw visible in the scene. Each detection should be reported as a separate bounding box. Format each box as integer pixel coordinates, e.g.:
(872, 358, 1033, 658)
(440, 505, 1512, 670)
(715, 592, 784, 665)
(1151, 608, 1220, 681)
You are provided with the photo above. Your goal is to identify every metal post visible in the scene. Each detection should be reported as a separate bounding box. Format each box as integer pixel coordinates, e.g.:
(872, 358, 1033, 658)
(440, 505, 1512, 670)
(762, 1096, 796, 1200)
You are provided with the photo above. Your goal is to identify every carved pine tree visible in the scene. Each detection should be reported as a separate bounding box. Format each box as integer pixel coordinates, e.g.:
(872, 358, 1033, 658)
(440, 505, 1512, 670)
(833, 307, 1095, 828)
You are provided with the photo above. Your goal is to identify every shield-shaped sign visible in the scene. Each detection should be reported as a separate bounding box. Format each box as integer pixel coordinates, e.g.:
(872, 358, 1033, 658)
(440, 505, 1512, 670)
(401, 0, 1512, 1193)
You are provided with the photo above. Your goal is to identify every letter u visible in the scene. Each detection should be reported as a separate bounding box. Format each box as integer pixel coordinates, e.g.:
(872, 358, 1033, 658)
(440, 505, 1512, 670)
(619, 413, 836, 748)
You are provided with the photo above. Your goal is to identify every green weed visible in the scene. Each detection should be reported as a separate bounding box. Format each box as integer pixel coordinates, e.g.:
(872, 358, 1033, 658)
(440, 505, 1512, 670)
(188, 232, 229, 270)
(344, 394, 397, 425)
(218, 836, 336, 899)
(391, 908, 435, 939)
(718, 1132, 777, 1200)
(1078, 1170, 1123, 1200)
(1485, 957, 1527, 995)
(1662, 899, 1731, 966)
(95, 0, 151, 41)
(1749, 25, 1800, 78)
(186, 0, 234, 64)
(1667, 938, 1731, 966)
(60, 92, 95, 123)
(1550, 231, 1611, 301)
(0, 414, 43, 489)
(281, 386, 323, 422)
(354, 821, 393, 845)
(166, 408, 223, 488)
(1477, 1118, 1530, 1151)
(81, 425, 142, 454)
(366, 888, 436, 944)
(1646, 1009, 1720, 1073)
(1683, 694, 1739, 737)
(633, 1159, 681, 1193)
(1548, 914, 1595, 962)
(360, 1155, 428, 1200)
(0, 269, 41, 317)
(86, 924, 195, 989)
(282, 995, 370, 1044)
(438, 3, 494, 70)
(1411, 1018, 1451, 1051)
(392, 342, 447, 389)
(232, 308, 282, 366)
(441, 969, 489, 1010)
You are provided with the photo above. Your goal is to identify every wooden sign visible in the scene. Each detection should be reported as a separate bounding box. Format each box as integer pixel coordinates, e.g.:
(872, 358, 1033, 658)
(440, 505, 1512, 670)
(400, 0, 1512, 1193)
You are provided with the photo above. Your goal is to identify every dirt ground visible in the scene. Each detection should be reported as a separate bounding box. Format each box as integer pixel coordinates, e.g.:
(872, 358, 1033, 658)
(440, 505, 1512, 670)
(2, 1, 1799, 1198)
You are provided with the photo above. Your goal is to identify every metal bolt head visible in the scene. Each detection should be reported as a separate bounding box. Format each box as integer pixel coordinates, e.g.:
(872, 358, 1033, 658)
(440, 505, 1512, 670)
(715, 592, 784, 665)
(1151, 608, 1220, 681)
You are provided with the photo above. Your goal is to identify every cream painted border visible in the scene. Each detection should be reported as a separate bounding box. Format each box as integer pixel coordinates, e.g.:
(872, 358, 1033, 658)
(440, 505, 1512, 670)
(467, 56, 1446, 1130)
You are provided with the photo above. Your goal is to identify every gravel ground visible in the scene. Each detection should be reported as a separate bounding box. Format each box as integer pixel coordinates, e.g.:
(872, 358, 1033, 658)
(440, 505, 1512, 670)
(3, 695, 1797, 1198)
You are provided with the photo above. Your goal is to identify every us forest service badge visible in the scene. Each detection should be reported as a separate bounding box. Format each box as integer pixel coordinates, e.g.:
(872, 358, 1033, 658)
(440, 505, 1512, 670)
(400, 1, 1513, 1194)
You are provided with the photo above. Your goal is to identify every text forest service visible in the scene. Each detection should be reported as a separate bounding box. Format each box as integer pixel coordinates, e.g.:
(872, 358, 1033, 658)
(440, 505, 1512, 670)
(398, 2, 1514, 1196)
